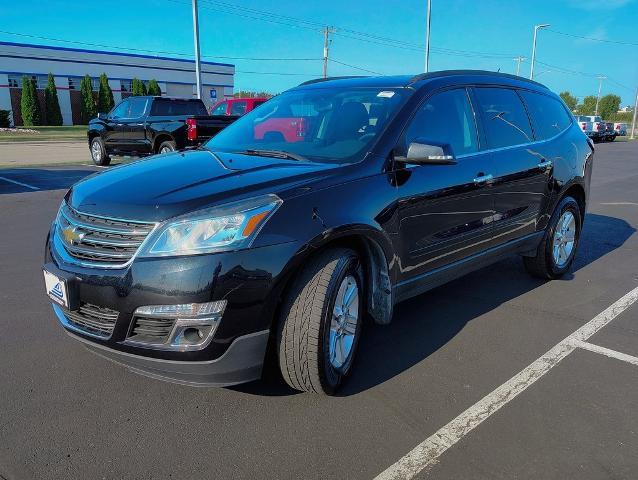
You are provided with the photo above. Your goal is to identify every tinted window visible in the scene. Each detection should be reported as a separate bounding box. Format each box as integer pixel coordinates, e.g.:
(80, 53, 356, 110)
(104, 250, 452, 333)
(128, 97, 149, 118)
(230, 101, 248, 116)
(211, 102, 227, 116)
(402, 88, 478, 156)
(110, 100, 130, 119)
(150, 99, 208, 116)
(474, 87, 533, 148)
(253, 100, 266, 108)
(520, 91, 572, 140)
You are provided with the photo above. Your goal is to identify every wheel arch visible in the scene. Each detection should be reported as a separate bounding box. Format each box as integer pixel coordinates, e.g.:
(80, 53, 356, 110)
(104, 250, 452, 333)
(560, 182, 586, 220)
(153, 133, 176, 153)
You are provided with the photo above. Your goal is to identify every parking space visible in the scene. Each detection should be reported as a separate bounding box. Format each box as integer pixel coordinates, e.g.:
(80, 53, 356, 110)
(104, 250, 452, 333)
(0, 142, 637, 480)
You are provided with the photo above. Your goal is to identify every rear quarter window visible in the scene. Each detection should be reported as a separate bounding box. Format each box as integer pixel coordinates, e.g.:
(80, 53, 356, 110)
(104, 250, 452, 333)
(520, 91, 572, 140)
(151, 100, 208, 116)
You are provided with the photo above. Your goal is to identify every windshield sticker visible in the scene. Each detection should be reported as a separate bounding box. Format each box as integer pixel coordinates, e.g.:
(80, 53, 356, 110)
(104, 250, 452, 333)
(377, 91, 395, 98)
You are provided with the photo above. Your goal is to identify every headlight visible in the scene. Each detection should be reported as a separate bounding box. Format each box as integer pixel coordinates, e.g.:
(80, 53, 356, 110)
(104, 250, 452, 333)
(139, 194, 282, 257)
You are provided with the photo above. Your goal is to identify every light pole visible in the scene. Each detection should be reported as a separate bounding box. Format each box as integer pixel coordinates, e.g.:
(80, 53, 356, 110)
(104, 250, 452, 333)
(530, 23, 550, 80)
(514, 56, 525, 76)
(424, 0, 432, 73)
(631, 87, 638, 140)
(192, 0, 202, 100)
(594, 75, 607, 116)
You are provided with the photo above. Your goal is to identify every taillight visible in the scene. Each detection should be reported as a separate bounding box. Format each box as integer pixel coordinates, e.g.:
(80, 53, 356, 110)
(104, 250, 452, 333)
(581, 122, 587, 130)
(186, 118, 197, 141)
(596, 123, 603, 131)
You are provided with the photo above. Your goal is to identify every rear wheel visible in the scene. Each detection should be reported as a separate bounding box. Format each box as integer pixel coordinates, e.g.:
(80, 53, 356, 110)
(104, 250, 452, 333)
(524, 196, 582, 279)
(277, 248, 363, 395)
(158, 140, 177, 154)
(90, 137, 111, 166)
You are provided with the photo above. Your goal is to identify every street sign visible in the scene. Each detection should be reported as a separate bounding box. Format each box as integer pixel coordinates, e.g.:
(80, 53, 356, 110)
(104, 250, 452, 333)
(210, 89, 217, 100)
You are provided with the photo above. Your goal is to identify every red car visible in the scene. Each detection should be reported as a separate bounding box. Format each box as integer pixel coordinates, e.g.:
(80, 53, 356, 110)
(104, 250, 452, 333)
(210, 97, 269, 116)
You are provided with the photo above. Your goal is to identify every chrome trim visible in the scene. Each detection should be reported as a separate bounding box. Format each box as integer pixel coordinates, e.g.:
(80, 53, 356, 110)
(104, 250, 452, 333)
(52, 303, 117, 340)
(537, 160, 552, 169)
(473, 173, 493, 184)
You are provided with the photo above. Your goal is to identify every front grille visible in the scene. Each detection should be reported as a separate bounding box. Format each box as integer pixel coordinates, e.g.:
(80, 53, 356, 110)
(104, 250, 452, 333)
(56, 204, 156, 266)
(64, 303, 119, 338)
(127, 316, 176, 345)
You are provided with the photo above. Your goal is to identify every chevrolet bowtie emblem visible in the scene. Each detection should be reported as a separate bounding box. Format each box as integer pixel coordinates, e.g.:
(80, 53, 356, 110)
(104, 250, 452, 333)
(62, 226, 84, 245)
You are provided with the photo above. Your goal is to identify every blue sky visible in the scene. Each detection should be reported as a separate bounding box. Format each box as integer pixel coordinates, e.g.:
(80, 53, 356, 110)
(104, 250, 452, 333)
(1, 0, 636, 105)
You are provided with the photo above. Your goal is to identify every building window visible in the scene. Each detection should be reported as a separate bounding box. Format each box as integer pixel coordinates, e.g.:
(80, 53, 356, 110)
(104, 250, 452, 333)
(7, 74, 47, 89)
(120, 80, 132, 92)
(91, 78, 100, 91)
(7, 74, 21, 88)
(68, 77, 79, 90)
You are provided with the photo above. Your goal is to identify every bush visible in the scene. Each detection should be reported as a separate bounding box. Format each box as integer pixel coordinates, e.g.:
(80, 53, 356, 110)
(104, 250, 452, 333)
(45, 73, 63, 125)
(97, 73, 115, 113)
(147, 79, 161, 96)
(80, 74, 96, 123)
(20, 75, 42, 126)
(131, 78, 147, 96)
(0, 110, 11, 128)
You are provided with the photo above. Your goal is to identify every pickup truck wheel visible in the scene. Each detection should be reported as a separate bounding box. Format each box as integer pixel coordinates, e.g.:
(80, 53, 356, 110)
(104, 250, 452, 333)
(90, 137, 111, 166)
(158, 140, 177, 154)
(524, 196, 581, 279)
(277, 248, 363, 395)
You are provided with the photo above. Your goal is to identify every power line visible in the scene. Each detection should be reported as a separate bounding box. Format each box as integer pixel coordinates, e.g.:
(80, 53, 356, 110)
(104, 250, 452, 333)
(329, 59, 383, 75)
(546, 29, 638, 47)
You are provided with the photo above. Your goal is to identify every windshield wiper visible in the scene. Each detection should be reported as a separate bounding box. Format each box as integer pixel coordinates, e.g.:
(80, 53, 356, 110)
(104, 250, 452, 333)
(239, 149, 307, 161)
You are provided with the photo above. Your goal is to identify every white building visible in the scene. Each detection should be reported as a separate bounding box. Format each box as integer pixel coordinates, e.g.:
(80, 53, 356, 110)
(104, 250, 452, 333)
(0, 41, 235, 125)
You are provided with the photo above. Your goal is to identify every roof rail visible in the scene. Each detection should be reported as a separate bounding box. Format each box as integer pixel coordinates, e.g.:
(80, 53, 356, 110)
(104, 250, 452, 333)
(298, 75, 366, 86)
(407, 70, 547, 88)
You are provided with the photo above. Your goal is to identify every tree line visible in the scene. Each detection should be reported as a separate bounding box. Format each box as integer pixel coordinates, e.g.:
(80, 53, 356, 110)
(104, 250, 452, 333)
(18, 74, 162, 126)
(559, 91, 633, 122)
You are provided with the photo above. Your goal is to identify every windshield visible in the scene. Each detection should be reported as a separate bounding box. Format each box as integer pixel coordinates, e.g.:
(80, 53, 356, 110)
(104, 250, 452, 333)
(206, 86, 409, 163)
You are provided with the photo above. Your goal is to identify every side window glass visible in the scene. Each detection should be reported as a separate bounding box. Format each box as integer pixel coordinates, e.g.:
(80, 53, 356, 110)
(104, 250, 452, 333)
(474, 87, 533, 148)
(110, 100, 130, 119)
(128, 98, 149, 118)
(212, 102, 227, 116)
(230, 101, 248, 116)
(402, 88, 478, 156)
(520, 91, 572, 140)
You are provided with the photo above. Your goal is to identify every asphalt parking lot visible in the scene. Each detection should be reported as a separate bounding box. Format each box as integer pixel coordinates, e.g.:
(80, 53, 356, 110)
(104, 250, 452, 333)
(1, 141, 637, 480)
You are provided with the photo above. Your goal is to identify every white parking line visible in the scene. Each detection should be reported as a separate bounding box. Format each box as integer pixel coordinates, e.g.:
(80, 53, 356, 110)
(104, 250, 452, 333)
(574, 340, 638, 367)
(374, 284, 638, 480)
(0, 176, 39, 190)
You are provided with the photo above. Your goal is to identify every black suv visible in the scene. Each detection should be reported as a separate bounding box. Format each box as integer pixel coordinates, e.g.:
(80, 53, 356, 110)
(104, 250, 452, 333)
(43, 71, 593, 395)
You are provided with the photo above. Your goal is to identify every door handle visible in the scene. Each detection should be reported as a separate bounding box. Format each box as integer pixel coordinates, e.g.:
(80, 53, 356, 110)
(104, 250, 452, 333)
(537, 160, 552, 169)
(473, 173, 493, 184)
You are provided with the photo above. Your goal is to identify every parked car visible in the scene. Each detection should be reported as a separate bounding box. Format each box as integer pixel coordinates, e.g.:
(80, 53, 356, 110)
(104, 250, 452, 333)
(210, 97, 269, 116)
(603, 122, 616, 142)
(44, 71, 593, 395)
(582, 115, 606, 142)
(87, 97, 238, 166)
(614, 122, 628, 136)
(575, 115, 594, 138)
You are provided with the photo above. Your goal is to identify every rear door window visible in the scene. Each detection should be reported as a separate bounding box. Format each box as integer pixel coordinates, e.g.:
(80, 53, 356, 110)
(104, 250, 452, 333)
(402, 88, 478, 156)
(151, 100, 208, 116)
(110, 100, 130, 119)
(230, 101, 248, 116)
(128, 97, 149, 118)
(520, 91, 572, 140)
(211, 102, 227, 116)
(474, 87, 533, 149)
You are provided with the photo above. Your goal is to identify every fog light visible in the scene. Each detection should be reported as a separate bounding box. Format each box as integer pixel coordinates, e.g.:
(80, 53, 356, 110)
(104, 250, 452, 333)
(131, 300, 227, 351)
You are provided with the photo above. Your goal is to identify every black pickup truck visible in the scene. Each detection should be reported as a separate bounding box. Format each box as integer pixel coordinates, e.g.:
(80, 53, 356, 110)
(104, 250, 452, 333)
(87, 96, 237, 165)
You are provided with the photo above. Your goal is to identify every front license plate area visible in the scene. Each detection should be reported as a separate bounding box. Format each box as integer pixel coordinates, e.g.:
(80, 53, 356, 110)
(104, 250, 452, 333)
(43, 264, 79, 310)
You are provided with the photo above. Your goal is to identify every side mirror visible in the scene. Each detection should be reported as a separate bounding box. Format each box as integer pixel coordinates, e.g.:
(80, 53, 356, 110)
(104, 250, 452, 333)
(396, 141, 457, 165)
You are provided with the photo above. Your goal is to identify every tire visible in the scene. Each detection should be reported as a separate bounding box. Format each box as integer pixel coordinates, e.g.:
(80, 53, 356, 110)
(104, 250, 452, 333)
(90, 137, 111, 166)
(277, 248, 364, 395)
(157, 140, 177, 154)
(524, 196, 582, 279)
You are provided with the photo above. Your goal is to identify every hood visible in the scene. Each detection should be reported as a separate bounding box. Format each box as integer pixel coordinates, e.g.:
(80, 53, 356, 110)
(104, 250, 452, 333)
(68, 149, 341, 221)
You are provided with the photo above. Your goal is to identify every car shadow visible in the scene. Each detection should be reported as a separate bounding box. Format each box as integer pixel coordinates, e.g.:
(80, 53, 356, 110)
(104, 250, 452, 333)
(0, 168, 99, 194)
(233, 213, 635, 397)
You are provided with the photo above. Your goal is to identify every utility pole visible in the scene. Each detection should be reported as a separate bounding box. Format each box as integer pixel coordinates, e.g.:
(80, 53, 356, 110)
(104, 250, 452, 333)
(514, 56, 525, 76)
(424, 0, 432, 73)
(530, 24, 550, 80)
(322, 26, 335, 78)
(192, 0, 202, 99)
(594, 75, 607, 115)
(631, 87, 638, 139)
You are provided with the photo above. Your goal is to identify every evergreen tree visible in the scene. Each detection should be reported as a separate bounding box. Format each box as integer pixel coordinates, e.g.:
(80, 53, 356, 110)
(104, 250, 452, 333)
(97, 73, 115, 113)
(147, 79, 161, 96)
(80, 75, 96, 124)
(131, 78, 148, 96)
(20, 75, 41, 126)
(44, 73, 63, 125)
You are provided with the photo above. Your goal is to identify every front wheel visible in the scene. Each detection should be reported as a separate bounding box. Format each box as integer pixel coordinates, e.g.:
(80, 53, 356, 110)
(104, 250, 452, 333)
(524, 196, 582, 279)
(277, 248, 363, 395)
(90, 137, 111, 166)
